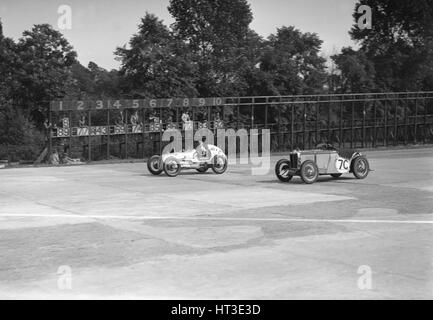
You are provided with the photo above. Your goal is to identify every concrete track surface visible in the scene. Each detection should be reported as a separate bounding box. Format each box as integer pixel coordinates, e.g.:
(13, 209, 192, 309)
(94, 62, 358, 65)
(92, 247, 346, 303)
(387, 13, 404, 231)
(0, 147, 433, 299)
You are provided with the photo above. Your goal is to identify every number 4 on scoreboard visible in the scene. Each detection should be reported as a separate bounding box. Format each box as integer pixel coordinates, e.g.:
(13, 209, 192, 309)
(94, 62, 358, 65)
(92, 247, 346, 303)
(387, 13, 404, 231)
(113, 100, 122, 109)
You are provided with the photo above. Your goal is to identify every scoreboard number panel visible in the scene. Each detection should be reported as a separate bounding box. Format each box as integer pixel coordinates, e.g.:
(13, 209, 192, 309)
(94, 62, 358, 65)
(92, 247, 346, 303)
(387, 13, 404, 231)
(51, 97, 226, 111)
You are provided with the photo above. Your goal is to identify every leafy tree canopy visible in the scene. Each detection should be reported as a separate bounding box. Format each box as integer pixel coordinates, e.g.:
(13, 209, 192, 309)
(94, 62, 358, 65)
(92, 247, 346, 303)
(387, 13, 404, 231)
(115, 13, 198, 98)
(350, 0, 433, 91)
(331, 47, 376, 93)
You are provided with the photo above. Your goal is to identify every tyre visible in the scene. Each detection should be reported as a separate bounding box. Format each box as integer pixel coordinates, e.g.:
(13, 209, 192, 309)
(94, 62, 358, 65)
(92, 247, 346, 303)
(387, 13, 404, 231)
(163, 157, 182, 177)
(331, 173, 342, 178)
(196, 164, 209, 173)
(147, 155, 163, 175)
(352, 156, 369, 179)
(212, 155, 228, 174)
(275, 159, 293, 182)
(300, 160, 319, 184)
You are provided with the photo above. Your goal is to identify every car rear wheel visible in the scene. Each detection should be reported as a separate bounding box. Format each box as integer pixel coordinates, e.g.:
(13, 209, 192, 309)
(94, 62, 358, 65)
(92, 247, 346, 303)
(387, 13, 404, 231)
(275, 159, 293, 182)
(163, 157, 181, 177)
(352, 156, 369, 179)
(147, 155, 163, 175)
(212, 155, 227, 174)
(331, 173, 342, 178)
(300, 160, 319, 184)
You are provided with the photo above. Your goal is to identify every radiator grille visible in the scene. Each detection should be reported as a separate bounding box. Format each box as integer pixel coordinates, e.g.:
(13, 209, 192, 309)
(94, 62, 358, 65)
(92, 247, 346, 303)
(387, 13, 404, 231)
(289, 154, 298, 169)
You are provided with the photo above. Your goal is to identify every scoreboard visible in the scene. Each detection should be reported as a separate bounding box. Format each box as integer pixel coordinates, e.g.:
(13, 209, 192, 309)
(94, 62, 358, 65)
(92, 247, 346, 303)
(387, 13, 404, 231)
(50, 97, 226, 112)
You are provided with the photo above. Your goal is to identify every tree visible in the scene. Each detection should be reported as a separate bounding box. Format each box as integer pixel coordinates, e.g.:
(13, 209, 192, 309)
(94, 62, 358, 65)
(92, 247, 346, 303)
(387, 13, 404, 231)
(87, 62, 120, 98)
(168, 0, 256, 96)
(0, 20, 20, 102)
(350, 0, 433, 91)
(259, 26, 327, 95)
(14, 24, 77, 125)
(69, 62, 95, 98)
(0, 21, 45, 159)
(331, 47, 376, 93)
(168, 0, 253, 55)
(0, 19, 21, 132)
(116, 13, 197, 98)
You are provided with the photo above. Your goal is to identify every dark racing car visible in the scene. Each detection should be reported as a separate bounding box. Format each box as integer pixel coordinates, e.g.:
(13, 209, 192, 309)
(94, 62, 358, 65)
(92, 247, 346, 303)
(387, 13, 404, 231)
(275, 144, 371, 184)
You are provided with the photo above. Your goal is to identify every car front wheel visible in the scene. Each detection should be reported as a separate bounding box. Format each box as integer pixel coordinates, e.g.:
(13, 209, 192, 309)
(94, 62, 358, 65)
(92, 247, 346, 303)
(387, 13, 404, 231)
(352, 156, 369, 179)
(275, 159, 293, 182)
(300, 160, 319, 184)
(163, 157, 182, 177)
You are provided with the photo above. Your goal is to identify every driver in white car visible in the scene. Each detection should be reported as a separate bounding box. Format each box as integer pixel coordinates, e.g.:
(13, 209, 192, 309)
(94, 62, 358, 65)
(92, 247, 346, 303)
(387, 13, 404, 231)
(196, 139, 210, 159)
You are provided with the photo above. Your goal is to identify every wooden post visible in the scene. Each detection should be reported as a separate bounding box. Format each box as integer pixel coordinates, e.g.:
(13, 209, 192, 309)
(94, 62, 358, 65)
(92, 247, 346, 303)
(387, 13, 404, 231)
(384, 99, 388, 147)
(48, 103, 52, 160)
(222, 104, 226, 129)
(373, 101, 377, 148)
(124, 109, 128, 159)
(142, 107, 146, 159)
(424, 97, 428, 143)
(291, 104, 295, 149)
(339, 100, 343, 149)
(404, 97, 409, 145)
(277, 103, 281, 151)
(303, 103, 307, 149)
(362, 101, 366, 148)
(88, 109, 91, 162)
(68, 110, 72, 156)
(176, 107, 179, 130)
(251, 101, 254, 130)
(316, 99, 319, 146)
(394, 100, 398, 146)
(351, 101, 355, 149)
(159, 107, 163, 155)
(237, 99, 240, 130)
(328, 97, 331, 143)
(107, 108, 110, 160)
(414, 96, 418, 144)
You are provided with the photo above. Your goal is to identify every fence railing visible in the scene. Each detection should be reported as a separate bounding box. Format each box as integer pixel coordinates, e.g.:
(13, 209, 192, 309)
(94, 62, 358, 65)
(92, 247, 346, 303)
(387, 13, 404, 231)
(47, 92, 433, 162)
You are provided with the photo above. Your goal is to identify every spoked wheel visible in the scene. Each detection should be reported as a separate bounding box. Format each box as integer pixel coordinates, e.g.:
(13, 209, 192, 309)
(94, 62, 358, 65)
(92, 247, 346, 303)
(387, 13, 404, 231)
(163, 157, 182, 177)
(275, 159, 293, 182)
(300, 160, 319, 184)
(331, 173, 342, 178)
(212, 155, 228, 174)
(196, 164, 209, 173)
(352, 156, 369, 179)
(147, 155, 163, 175)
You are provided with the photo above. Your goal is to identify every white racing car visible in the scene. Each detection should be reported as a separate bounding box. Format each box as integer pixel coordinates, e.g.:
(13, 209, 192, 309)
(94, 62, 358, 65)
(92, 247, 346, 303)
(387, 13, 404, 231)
(147, 144, 228, 177)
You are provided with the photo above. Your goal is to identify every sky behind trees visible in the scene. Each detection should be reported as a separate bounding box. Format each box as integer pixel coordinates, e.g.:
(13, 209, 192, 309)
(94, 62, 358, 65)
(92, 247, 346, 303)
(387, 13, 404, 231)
(0, 0, 357, 70)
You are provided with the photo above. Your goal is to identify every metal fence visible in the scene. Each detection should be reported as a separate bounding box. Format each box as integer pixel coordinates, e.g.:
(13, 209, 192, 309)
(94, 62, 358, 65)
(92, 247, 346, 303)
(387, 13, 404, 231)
(48, 92, 433, 161)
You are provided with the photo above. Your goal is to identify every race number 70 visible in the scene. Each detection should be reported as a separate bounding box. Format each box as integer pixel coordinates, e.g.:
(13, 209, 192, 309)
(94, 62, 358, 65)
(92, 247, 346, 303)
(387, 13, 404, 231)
(336, 158, 350, 171)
